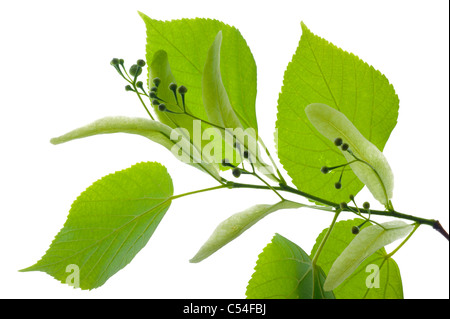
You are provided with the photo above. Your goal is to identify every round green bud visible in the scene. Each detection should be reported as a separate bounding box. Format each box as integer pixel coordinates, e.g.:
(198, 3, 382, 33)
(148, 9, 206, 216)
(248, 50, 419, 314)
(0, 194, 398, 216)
(341, 143, 349, 151)
(321, 166, 329, 174)
(150, 86, 158, 92)
(349, 194, 355, 201)
(119, 59, 124, 65)
(178, 85, 187, 94)
(152, 99, 160, 106)
(125, 85, 133, 91)
(153, 78, 161, 87)
(149, 92, 157, 99)
(136, 81, 144, 89)
(137, 59, 146, 67)
(334, 137, 343, 146)
(339, 202, 347, 209)
(169, 82, 177, 91)
(232, 167, 241, 178)
(363, 202, 371, 210)
(352, 226, 360, 235)
(110, 58, 120, 66)
(158, 104, 166, 112)
(335, 182, 342, 189)
(129, 65, 142, 77)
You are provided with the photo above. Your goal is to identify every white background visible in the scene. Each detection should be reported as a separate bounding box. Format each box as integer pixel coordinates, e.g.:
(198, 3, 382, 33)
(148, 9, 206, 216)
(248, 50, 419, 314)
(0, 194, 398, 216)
(0, 0, 448, 299)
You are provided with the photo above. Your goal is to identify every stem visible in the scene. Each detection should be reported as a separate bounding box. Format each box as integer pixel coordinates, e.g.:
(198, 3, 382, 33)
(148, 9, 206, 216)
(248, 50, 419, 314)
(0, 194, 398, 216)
(229, 181, 448, 239)
(171, 184, 228, 200)
(252, 172, 285, 201)
(385, 223, 420, 258)
(312, 210, 341, 266)
(258, 137, 287, 185)
(133, 83, 155, 120)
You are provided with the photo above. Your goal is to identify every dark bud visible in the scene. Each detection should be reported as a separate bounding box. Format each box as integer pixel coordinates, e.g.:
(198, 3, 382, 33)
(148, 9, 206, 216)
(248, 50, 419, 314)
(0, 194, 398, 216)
(335, 182, 342, 189)
(153, 77, 161, 87)
(137, 59, 146, 67)
(341, 143, 349, 151)
(352, 226, 360, 235)
(243, 150, 249, 159)
(149, 92, 157, 99)
(152, 99, 160, 106)
(158, 104, 166, 112)
(232, 167, 241, 178)
(339, 202, 347, 209)
(349, 194, 355, 201)
(110, 58, 120, 66)
(169, 82, 178, 92)
(119, 59, 124, 65)
(178, 85, 188, 94)
(136, 81, 144, 89)
(125, 85, 133, 91)
(150, 86, 158, 92)
(321, 166, 329, 174)
(221, 158, 230, 166)
(363, 202, 371, 210)
(334, 137, 343, 146)
(129, 64, 142, 77)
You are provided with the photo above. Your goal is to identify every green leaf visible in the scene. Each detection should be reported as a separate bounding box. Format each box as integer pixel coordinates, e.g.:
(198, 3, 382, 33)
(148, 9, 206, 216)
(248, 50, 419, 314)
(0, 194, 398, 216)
(276, 22, 399, 204)
(139, 12, 258, 133)
(305, 103, 394, 207)
(190, 200, 304, 263)
(311, 219, 405, 298)
(50, 116, 222, 182)
(246, 233, 335, 299)
(21, 162, 174, 290)
(202, 31, 243, 130)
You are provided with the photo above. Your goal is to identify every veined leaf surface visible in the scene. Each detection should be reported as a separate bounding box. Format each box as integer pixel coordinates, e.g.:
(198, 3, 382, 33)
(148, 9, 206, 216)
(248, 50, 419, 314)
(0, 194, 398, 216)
(246, 233, 334, 299)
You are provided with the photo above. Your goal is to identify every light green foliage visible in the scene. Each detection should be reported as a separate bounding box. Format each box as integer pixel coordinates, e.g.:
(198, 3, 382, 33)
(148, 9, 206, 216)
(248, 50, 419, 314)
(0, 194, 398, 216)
(311, 219, 406, 298)
(139, 12, 258, 133)
(190, 201, 304, 263)
(305, 103, 394, 206)
(246, 234, 335, 299)
(276, 22, 399, 204)
(21, 162, 174, 290)
(23, 15, 434, 298)
(50, 116, 221, 182)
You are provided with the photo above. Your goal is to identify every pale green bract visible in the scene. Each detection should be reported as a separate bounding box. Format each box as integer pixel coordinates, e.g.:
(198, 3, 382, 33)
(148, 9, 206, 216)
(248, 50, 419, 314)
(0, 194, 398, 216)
(149, 50, 231, 172)
(190, 200, 304, 263)
(323, 220, 414, 291)
(305, 103, 394, 206)
(203, 31, 243, 131)
(50, 116, 222, 182)
(202, 31, 277, 181)
(310, 219, 404, 299)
